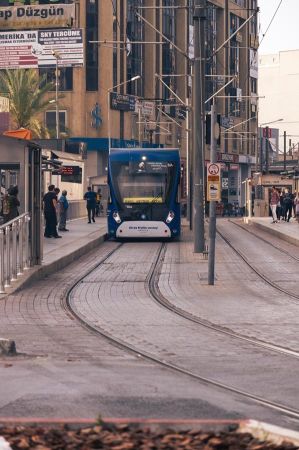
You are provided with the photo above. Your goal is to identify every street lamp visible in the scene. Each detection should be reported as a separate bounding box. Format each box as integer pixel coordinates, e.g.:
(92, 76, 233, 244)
(107, 75, 141, 152)
(52, 50, 61, 139)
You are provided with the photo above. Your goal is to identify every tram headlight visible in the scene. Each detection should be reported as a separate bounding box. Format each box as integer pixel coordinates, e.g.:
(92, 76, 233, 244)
(112, 211, 121, 224)
(166, 211, 175, 223)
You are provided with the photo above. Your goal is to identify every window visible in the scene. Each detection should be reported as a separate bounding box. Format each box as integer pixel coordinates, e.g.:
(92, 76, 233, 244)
(86, 0, 98, 91)
(39, 68, 73, 91)
(127, 0, 144, 97)
(45, 110, 67, 136)
(162, 0, 175, 101)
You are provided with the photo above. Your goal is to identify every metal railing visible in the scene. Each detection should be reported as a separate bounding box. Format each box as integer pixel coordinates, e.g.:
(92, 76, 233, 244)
(0, 213, 31, 294)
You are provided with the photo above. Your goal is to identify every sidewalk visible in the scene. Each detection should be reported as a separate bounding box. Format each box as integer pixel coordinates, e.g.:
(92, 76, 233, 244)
(248, 216, 299, 246)
(4, 216, 107, 295)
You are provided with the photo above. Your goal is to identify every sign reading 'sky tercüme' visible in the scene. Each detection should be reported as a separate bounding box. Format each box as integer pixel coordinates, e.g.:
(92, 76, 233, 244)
(0, 4, 75, 30)
(0, 29, 83, 69)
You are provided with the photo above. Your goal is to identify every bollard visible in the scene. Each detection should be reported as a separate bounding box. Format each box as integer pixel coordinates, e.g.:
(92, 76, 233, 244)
(11, 221, 17, 281)
(0, 229, 4, 293)
(5, 225, 11, 288)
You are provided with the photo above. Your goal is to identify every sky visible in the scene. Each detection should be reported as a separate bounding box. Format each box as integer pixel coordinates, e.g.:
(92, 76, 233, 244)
(258, 0, 299, 54)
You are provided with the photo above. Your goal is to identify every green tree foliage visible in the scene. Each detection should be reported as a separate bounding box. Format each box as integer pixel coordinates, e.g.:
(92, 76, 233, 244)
(0, 69, 55, 138)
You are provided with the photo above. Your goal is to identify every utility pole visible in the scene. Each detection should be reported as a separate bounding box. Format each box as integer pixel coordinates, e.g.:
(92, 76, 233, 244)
(193, 0, 206, 253)
(265, 126, 269, 173)
(283, 131, 287, 171)
(208, 101, 217, 285)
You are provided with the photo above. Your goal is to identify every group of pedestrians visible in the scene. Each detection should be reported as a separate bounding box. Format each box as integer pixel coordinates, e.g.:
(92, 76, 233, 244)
(43, 185, 102, 238)
(270, 186, 299, 223)
(43, 185, 69, 238)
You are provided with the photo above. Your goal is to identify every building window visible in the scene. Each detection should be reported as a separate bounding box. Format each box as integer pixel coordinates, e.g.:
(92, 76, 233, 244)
(162, 0, 175, 101)
(86, 0, 98, 91)
(39, 68, 73, 91)
(45, 110, 67, 136)
(127, 0, 144, 97)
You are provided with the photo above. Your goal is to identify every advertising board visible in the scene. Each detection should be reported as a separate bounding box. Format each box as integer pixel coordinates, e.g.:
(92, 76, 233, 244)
(0, 28, 83, 69)
(0, 4, 75, 30)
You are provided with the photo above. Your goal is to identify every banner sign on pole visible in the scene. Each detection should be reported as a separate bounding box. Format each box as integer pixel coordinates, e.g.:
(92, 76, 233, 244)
(0, 28, 83, 69)
(207, 162, 221, 201)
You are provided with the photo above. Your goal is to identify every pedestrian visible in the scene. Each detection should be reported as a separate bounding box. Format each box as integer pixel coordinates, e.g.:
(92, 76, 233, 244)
(84, 186, 97, 223)
(58, 189, 69, 231)
(270, 186, 280, 223)
(283, 188, 293, 222)
(276, 189, 282, 221)
(95, 188, 102, 217)
(1, 186, 20, 223)
(294, 192, 299, 223)
(43, 184, 61, 238)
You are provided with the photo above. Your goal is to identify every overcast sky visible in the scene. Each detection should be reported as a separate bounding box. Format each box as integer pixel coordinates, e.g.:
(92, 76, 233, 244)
(258, 0, 299, 54)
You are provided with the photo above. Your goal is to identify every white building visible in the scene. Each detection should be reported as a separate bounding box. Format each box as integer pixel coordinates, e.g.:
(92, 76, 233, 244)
(259, 50, 299, 154)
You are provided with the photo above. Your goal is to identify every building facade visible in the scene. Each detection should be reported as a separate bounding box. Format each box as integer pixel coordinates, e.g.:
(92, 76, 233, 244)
(0, 0, 258, 208)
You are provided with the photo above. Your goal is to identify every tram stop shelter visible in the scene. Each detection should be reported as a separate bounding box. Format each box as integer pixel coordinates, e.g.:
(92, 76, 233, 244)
(252, 173, 296, 217)
(0, 135, 42, 265)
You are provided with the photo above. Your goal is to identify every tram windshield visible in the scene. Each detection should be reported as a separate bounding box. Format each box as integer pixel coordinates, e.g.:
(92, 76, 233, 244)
(110, 160, 176, 206)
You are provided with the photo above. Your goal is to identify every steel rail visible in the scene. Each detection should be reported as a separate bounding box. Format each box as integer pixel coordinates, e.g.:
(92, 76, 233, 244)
(147, 244, 299, 359)
(228, 219, 299, 262)
(216, 227, 299, 304)
(65, 242, 299, 421)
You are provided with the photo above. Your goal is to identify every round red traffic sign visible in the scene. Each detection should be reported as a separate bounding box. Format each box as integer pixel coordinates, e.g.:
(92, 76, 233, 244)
(208, 163, 219, 175)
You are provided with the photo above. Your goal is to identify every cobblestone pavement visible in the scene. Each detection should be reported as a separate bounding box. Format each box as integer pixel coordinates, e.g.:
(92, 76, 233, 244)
(69, 240, 299, 412)
(159, 220, 299, 351)
(1, 222, 299, 427)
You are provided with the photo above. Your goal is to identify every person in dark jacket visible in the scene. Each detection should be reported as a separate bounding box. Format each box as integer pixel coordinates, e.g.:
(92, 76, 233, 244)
(84, 186, 97, 223)
(2, 186, 20, 223)
(283, 189, 293, 222)
(43, 185, 61, 238)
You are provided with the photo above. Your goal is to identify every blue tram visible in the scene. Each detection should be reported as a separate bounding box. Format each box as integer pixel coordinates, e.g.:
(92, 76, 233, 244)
(107, 148, 181, 239)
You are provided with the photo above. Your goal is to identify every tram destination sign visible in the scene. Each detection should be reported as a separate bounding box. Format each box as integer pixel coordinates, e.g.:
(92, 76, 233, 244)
(0, 28, 84, 69)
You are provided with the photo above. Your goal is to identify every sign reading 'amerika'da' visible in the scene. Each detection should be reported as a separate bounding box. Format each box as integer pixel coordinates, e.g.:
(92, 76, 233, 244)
(0, 4, 75, 30)
(0, 29, 83, 69)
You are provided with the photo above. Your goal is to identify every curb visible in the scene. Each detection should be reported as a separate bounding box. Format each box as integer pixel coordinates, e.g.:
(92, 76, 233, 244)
(248, 219, 299, 247)
(0, 232, 107, 297)
(239, 419, 299, 446)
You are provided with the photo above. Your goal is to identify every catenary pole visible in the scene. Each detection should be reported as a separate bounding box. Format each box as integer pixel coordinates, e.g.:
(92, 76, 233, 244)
(193, 0, 206, 253)
(283, 131, 287, 171)
(208, 101, 217, 285)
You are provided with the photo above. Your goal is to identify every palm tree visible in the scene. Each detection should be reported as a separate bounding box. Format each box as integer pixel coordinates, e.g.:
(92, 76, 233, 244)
(0, 69, 55, 138)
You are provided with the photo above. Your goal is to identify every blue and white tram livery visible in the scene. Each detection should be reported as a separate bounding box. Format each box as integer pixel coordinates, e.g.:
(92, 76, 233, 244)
(107, 148, 181, 239)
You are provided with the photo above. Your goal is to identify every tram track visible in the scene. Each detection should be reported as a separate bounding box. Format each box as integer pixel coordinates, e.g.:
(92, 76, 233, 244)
(65, 241, 299, 421)
(216, 223, 299, 304)
(228, 219, 299, 262)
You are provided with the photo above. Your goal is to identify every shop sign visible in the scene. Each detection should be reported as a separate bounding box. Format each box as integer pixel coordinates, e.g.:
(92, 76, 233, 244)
(220, 116, 234, 129)
(0, 96, 9, 112)
(135, 100, 155, 118)
(230, 164, 239, 170)
(0, 4, 75, 30)
(0, 28, 83, 69)
(110, 92, 135, 111)
(217, 153, 239, 163)
(207, 163, 221, 201)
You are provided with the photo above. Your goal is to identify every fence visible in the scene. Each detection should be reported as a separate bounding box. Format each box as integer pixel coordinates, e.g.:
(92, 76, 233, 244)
(0, 213, 31, 294)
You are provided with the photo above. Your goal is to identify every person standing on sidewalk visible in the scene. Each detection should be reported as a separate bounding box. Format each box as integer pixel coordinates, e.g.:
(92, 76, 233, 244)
(283, 189, 294, 222)
(270, 186, 280, 224)
(84, 186, 97, 223)
(43, 185, 61, 238)
(58, 190, 69, 231)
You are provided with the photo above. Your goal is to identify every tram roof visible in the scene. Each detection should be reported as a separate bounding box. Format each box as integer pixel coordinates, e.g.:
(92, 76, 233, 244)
(109, 148, 180, 161)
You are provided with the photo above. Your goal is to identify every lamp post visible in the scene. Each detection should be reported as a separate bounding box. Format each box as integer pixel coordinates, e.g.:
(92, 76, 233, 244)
(107, 75, 140, 152)
(52, 50, 61, 140)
